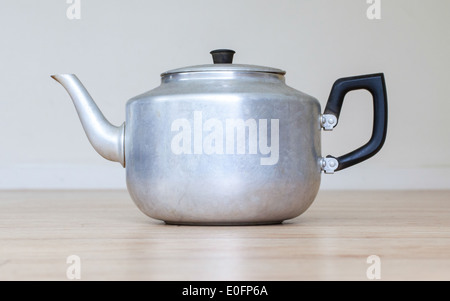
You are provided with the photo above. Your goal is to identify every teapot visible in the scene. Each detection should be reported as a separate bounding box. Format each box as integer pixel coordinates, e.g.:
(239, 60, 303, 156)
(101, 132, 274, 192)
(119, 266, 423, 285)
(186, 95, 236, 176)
(52, 49, 387, 225)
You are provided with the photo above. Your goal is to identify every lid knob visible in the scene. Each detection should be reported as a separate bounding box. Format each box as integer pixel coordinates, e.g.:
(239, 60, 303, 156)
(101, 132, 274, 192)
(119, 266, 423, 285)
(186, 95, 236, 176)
(210, 49, 235, 64)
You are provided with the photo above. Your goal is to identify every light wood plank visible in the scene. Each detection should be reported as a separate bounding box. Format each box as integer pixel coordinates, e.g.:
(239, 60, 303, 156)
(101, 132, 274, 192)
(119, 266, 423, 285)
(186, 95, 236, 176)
(0, 190, 449, 280)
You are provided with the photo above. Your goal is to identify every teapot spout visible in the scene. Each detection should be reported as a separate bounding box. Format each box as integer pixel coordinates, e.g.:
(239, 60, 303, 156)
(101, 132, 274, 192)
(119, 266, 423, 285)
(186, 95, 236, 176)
(51, 74, 125, 167)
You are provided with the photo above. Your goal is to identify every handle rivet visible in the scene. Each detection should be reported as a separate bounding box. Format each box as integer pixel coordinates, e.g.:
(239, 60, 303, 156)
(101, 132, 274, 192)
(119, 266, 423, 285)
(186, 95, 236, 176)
(321, 157, 339, 174)
(321, 114, 338, 131)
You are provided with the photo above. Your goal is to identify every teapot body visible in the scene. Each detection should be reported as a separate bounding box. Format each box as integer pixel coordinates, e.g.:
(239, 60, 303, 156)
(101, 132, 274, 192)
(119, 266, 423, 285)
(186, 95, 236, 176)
(52, 50, 387, 226)
(125, 72, 322, 224)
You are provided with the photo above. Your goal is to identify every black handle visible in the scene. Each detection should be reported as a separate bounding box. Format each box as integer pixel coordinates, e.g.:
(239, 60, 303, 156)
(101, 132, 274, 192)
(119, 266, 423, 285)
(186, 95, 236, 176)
(324, 73, 388, 171)
(210, 49, 235, 64)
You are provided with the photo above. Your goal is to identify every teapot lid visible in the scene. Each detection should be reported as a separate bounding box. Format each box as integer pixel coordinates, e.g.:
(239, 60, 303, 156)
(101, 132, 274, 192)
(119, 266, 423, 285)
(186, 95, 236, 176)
(161, 49, 286, 77)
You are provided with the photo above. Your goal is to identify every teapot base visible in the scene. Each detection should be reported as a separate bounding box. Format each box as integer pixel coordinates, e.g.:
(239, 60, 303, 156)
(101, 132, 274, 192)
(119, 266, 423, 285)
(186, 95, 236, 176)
(164, 220, 284, 226)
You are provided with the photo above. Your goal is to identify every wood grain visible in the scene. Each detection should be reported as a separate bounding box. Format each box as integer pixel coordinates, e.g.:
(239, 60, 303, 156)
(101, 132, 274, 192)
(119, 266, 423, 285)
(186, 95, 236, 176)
(0, 190, 449, 280)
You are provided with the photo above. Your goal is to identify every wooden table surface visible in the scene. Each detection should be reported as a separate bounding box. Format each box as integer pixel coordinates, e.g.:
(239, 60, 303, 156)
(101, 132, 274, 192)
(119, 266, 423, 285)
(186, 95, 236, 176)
(0, 190, 449, 281)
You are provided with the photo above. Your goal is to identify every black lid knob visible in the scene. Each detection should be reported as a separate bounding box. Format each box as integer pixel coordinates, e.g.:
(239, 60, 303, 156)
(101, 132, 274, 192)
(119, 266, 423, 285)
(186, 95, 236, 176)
(210, 49, 235, 64)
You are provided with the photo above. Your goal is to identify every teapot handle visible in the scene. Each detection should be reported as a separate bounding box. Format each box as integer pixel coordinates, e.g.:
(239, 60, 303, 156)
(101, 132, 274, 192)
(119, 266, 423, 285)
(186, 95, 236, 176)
(321, 73, 388, 173)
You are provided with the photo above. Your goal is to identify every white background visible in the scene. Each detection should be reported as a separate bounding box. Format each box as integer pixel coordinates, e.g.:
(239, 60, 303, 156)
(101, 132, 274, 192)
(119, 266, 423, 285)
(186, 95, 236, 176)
(0, 0, 449, 190)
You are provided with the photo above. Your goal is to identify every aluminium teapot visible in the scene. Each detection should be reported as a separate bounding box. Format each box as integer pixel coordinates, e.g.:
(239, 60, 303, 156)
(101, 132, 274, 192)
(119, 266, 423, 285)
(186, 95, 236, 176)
(52, 49, 387, 225)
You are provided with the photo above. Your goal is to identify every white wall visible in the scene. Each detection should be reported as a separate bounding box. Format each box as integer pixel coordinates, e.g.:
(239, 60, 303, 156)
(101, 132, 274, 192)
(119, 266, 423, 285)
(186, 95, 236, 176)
(0, 0, 449, 190)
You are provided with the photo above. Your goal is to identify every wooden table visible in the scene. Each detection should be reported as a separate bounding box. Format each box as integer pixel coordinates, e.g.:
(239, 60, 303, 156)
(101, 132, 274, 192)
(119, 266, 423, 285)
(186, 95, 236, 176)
(0, 190, 449, 281)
